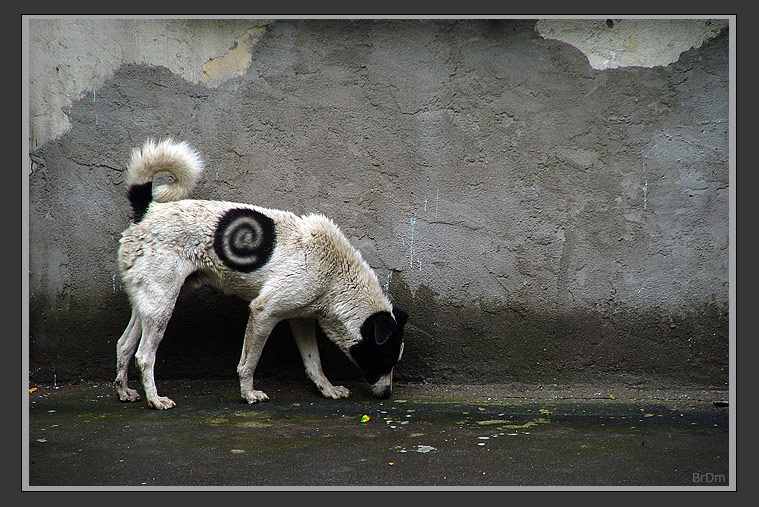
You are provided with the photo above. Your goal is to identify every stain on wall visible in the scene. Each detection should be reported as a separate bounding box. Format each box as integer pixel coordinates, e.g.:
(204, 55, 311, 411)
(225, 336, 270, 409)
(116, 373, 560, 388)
(202, 27, 266, 87)
(27, 19, 729, 388)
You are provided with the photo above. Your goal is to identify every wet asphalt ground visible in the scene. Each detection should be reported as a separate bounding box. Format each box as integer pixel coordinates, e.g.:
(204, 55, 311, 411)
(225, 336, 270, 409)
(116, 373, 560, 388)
(26, 379, 730, 488)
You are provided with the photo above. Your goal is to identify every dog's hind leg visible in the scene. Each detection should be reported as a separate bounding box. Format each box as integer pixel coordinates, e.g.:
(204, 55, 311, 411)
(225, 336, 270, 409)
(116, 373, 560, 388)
(134, 310, 176, 410)
(115, 309, 142, 402)
(290, 318, 350, 399)
(132, 267, 190, 410)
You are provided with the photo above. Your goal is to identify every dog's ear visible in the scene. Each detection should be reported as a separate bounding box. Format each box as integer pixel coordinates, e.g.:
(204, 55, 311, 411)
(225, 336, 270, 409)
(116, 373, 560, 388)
(393, 307, 408, 328)
(374, 314, 396, 346)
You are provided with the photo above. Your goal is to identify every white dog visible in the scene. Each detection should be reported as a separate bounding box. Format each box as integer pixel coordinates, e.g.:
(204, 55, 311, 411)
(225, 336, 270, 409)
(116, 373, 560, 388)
(115, 139, 407, 409)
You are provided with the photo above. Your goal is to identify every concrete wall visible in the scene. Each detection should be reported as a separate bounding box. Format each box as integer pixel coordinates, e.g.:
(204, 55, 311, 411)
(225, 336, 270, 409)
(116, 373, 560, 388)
(27, 19, 730, 389)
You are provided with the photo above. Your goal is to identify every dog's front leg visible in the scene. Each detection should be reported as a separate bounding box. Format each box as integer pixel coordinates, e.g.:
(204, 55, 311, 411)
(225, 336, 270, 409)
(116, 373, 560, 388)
(237, 300, 277, 403)
(290, 318, 351, 399)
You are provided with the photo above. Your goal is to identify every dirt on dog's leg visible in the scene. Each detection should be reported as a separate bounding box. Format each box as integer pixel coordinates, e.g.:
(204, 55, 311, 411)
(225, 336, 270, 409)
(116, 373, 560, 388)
(290, 318, 350, 399)
(115, 309, 142, 402)
(237, 300, 278, 403)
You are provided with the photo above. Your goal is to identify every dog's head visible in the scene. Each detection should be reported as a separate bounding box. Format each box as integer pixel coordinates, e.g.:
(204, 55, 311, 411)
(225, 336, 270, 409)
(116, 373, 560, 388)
(349, 308, 408, 398)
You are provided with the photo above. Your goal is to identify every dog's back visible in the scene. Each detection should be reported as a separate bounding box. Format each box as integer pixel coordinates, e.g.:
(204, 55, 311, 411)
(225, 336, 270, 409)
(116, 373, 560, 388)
(119, 139, 388, 312)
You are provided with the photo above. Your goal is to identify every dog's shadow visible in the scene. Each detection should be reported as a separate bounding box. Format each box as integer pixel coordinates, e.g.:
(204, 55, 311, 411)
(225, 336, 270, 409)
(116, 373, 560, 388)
(144, 284, 360, 386)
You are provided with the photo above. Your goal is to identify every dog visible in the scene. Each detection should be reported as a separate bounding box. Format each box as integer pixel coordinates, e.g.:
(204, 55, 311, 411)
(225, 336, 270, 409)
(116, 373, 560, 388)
(114, 139, 407, 409)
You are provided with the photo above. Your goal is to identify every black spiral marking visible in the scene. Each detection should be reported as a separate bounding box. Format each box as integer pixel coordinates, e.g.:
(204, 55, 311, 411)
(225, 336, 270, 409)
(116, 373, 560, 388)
(213, 208, 276, 272)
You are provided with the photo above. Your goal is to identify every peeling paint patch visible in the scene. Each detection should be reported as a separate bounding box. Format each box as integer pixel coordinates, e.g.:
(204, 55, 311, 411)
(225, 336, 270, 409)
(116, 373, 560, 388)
(536, 19, 728, 69)
(28, 19, 271, 146)
(201, 27, 264, 87)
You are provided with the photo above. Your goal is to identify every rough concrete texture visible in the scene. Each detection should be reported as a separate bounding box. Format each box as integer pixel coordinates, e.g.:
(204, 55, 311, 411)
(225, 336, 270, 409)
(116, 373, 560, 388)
(28, 20, 729, 388)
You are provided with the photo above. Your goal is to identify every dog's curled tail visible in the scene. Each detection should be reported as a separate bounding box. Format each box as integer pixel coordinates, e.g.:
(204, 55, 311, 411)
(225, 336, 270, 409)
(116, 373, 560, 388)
(126, 138, 204, 222)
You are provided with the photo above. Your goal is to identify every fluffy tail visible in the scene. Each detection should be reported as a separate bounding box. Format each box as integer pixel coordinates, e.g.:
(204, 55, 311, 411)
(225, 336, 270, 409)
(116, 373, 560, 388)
(125, 138, 204, 222)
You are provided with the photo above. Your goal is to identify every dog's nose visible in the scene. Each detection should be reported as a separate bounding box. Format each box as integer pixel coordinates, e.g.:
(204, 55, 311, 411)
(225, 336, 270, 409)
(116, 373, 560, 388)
(378, 386, 392, 399)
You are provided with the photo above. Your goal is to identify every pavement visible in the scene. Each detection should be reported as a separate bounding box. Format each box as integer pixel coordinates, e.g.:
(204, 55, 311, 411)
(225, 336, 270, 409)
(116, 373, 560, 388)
(26, 378, 731, 489)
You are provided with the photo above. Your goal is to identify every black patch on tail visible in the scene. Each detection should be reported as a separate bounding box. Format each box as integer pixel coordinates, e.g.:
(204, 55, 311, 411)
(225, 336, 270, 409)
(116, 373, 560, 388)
(127, 182, 153, 223)
(213, 208, 276, 272)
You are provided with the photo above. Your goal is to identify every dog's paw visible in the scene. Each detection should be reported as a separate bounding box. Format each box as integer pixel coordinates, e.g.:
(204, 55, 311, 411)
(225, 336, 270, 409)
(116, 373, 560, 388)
(321, 384, 351, 399)
(147, 396, 176, 410)
(117, 387, 141, 403)
(242, 389, 269, 404)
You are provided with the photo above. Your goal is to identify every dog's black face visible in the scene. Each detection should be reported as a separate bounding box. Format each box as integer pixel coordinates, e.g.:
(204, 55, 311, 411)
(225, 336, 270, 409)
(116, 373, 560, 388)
(349, 308, 408, 398)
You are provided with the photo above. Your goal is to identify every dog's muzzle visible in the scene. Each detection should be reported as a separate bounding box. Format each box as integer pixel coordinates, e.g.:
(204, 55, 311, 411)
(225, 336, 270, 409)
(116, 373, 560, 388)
(370, 372, 393, 399)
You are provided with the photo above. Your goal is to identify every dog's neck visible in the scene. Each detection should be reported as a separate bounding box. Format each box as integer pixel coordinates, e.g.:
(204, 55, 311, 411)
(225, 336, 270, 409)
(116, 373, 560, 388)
(319, 294, 389, 350)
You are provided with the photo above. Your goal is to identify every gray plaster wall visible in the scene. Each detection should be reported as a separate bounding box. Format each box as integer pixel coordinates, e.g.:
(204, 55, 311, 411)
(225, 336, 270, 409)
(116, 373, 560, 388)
(28, 19, 729, 389)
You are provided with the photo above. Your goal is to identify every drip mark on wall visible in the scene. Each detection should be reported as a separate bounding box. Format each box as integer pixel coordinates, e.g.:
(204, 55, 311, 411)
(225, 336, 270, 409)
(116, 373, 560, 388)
(643, 161, 648, 210)
(409, 217, 416, 269)
(385, 270, 393, 292)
